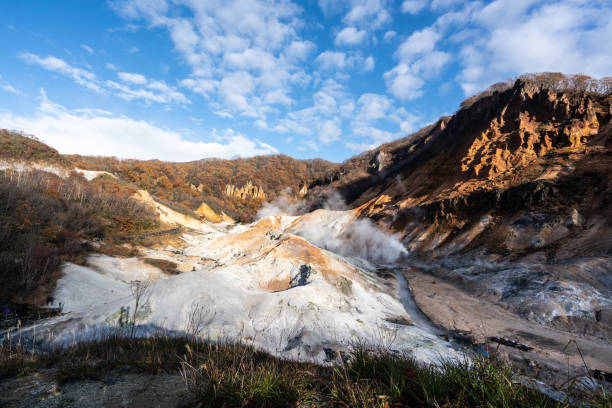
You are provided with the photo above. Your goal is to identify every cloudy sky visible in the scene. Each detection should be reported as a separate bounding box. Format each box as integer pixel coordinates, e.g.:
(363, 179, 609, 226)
(1, 0, 611, 162)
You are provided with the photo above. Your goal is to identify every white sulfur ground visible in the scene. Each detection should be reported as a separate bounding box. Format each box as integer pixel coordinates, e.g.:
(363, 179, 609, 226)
(0, 160, 69, 178)
(12, 210, 464, 366)
(73, 168, 116, 181)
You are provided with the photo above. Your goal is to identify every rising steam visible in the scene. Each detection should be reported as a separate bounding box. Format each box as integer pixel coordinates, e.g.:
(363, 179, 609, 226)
(257, 188, 304, 218)
(260, 189, 407, 264)
(296, 216, 407, 264)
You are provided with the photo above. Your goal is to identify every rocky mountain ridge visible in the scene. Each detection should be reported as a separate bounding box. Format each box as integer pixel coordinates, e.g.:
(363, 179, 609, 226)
(306, 74, 611, 255)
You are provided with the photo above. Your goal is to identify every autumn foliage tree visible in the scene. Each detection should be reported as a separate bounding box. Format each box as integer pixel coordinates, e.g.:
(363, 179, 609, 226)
(0, 168, 159, 304)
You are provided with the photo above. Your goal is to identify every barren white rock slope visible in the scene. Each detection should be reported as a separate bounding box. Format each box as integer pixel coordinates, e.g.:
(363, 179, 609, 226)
(18, 209, 463, 365)
(73, 168, 116, 181)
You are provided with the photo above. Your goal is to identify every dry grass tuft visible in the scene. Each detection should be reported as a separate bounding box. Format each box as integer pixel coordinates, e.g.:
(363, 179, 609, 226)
(3, 333, 608, 407)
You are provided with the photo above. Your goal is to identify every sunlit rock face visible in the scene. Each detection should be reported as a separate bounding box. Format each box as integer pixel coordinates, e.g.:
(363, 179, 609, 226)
(225, 180, 267, 201)
(28, 210, 462, 365)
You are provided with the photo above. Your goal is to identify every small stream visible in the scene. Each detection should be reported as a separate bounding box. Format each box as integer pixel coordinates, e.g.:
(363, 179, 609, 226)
(395, 270, 447, 337)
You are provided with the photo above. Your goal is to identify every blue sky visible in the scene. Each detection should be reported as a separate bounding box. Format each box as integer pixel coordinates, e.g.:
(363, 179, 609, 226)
(0, 0, 610, 162)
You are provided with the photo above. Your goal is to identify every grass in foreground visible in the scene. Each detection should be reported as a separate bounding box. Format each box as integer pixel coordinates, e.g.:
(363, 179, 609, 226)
(1, 335, 610, 407)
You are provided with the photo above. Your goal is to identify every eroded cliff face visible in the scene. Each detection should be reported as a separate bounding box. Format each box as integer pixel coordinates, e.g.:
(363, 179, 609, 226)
(340, 78, 612, 255)
(224, 180, 267, 201)
(460, 83, 603, 180)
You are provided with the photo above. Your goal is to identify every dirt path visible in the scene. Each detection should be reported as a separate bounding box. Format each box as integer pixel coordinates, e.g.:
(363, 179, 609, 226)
(403, 267, 612, 389)
(0, 370, 195, 408)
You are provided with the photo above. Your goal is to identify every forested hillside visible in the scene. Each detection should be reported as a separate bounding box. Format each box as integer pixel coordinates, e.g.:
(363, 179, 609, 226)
(68, 154, 337, 221)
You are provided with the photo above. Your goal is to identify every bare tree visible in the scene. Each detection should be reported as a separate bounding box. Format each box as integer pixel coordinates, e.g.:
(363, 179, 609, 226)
(185, 301, 215, 341)
(129, 279, 152, 338)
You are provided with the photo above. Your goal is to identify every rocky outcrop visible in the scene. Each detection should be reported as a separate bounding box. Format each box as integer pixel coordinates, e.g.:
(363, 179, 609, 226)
(369, 151, 390, 173)
(225, 181, 266, 201)
(460, 81, 603, 179)
(190, 183, 204, 193)
(298, 184, 308, 197)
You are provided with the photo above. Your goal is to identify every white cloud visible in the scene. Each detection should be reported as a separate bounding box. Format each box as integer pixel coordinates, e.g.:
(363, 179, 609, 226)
(345, 141, 375, 152)
(105, 79, 189, 104)
(317, 0, 351, 16)
(347, 105, 420, 151)
(147, 80, 188, 102)
(343, 0, 391, 29)
(389, 107, 420, 133)
(381, 0, 612, 103)
(108, 0, 397, 142)
(318, 117, 342, 143)
(396, 27, 441, 60)
(323, 0, 392, 63)
(272, 80, 352, 136)
(213, 110, 233, 119)
(0, 90, 277, 161)
(224, 48, 277, 72)
(315, 51, 347, 70)
(411, 50, 451, 77)
(348, 93, 422, 148)
(118, 71, 147, 84)
(364, 55, 375, 72)
(1, 84, 21, 95)
(314, 51, 373, 73)
(285, 40, 316, 60)
(352, 124, 393, 144)
(254, 119, 268, 129)
(19, 53, 102, 93)
(111, 0, 309, 121)
(168, 18, 199, 55)
(305, 139, 319, 151)
(0, 76, 21, 95)
(314, 80, 349, 116)
(20, 52, 188, 105)
(264, 89, 292, 106)
(384, 64, 425, 100)
(383, 30, 396, 41)
(456, 0, 612, 95)
(106, 63, 118, 71)
(180, 77, 218, 97)
(356, 93, 391, 121)
(384, 26, 450, 100)
(401, 0, 612, 97)
(109, 0, 168, 23)
(335, 27, 367, 46)
(431, 0, 464, 11)
(401, 0, 426, 14)
(81, 44, 94, 54)
(219, 71, 262, 116)
(272, 78, 414, 151)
